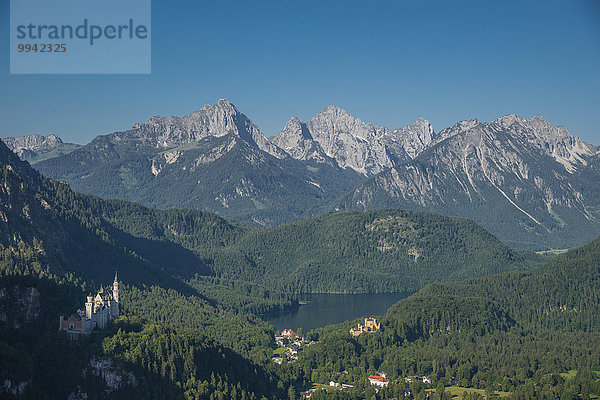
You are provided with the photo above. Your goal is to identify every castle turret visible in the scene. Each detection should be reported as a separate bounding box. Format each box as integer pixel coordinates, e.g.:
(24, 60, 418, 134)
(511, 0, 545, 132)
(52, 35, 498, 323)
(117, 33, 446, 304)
(113, 271, 119, 303)
(110, 271, 120, 318)
(85, 294, 93, 320)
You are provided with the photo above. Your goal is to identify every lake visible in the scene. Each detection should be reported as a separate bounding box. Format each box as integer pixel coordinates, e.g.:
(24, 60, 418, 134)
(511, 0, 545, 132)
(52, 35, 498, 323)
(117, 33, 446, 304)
(262, 292, 412, 333)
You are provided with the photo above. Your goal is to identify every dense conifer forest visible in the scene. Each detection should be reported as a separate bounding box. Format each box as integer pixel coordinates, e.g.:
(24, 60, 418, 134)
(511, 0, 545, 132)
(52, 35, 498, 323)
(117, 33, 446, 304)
(289, 236, 600, 399)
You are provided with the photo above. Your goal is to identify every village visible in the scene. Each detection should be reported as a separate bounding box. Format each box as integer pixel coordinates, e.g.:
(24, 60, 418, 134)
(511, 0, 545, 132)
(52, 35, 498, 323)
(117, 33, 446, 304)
(301, 371, 436, 399)
(271, 317, 437, 398)
(271, 328, 317, 364)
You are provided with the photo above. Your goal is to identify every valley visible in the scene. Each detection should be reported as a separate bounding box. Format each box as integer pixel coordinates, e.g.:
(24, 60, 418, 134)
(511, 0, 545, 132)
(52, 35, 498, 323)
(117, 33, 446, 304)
(2, 1, 598, 398)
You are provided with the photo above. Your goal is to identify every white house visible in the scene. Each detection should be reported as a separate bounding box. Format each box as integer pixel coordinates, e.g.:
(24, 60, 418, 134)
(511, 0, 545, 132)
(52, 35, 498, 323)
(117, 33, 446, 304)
(368, 375, 389, 388)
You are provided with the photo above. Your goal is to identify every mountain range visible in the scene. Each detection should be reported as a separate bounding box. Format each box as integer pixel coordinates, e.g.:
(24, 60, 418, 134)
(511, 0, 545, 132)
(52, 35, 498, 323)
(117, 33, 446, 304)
(0, 137, 533, 294)
(7, 99, 599, 250)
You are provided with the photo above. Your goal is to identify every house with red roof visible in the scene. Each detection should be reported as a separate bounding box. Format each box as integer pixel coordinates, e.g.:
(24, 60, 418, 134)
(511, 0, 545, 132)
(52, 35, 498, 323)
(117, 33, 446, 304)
(368, 375, 389, 388)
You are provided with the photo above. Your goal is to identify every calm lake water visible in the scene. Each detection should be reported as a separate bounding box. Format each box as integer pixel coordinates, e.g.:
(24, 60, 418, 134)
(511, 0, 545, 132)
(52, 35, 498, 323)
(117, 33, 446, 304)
(262, 292, 412, 333)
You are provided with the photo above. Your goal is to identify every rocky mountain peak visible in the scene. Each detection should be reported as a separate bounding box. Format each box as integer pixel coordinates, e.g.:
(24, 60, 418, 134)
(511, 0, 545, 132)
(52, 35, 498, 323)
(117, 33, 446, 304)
(270, 116, 320, 161)
(1, 134, 81, 165)
(125, 99, 286, 158)
(530, 114, 550, 124)
(383, 118, 435, 160)
(286, 115, 302, 125)
(486, 114, 595, 173)
(414, 117, 433, 130)
(281, 116, 310, 136)
(273, 108, 439, 174)
(3, 134, 63, 151)
(434, 118, 481, 145)
(403, 117, 435, 141)
(275, 106, 395, 175)
(217, 97, 234, 107)
(317, 105, 353, 118)
(493, 113, 527, 129)
(309, 105, 376, 141)
(186, 98, 240, 121)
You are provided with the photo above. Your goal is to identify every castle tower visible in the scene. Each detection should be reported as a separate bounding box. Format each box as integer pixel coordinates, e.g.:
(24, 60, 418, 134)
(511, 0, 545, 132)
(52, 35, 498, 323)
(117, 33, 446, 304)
(85, 294, 94, 320)
(112, 271, 120, 318)
(113, 271, 119, 303)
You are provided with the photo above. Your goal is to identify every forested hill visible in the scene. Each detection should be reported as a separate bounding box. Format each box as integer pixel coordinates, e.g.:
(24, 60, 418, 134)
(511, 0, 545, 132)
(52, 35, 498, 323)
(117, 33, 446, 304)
(295, 235, 600, 399)
(381, 234, 600, 338)
(63, 205, 541, 294)
(415, 234, 600, 331)
(203, 210, 538, 293)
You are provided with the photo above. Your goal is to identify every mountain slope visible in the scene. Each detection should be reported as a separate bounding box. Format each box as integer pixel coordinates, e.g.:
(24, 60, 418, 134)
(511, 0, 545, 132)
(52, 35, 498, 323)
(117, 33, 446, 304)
(420, 233, 600, 331)
(35, 100, 364, 226)
(0, 138, 201, 290)
(0, 138, 289, 398)
(91, 198, 540, 293)
(337, 114, 600, 250)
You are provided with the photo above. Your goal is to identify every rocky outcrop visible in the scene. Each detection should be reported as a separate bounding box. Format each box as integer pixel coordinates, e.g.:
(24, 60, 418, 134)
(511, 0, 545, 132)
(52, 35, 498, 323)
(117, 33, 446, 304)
(1, 379, 30, 397)
(491, 114, 595, 173)
(271, 116, 340, 166)
(433, 118, 481, 145)
(66, 358, 137, 399)
(382, 117, 435, 160)
(88, 357, 137, 392)
(299, 106, 395, 175)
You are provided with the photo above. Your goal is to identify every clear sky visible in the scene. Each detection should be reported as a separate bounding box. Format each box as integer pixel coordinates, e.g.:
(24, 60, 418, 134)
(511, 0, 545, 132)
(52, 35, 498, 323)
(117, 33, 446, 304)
(1, 0, 599, 144)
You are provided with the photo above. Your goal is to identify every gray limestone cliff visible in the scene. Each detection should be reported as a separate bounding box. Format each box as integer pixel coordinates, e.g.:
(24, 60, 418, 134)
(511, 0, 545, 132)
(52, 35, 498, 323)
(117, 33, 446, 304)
(272, 106, 435, 175)
(126, 98, 287, 158)
(3, 134, 81, 164)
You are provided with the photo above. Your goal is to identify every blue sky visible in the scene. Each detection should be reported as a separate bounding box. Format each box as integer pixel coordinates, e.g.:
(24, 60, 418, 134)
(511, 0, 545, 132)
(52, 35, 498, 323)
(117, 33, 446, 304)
(1, 0, 599, 144)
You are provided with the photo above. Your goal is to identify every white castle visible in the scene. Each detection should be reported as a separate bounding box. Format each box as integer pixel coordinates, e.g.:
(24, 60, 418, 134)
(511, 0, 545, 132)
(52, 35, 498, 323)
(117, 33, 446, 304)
(59, 272, 120, 338)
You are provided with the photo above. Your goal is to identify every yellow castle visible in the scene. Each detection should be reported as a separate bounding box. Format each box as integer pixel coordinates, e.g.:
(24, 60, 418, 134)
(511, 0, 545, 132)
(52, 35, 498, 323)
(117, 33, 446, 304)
(350, 317, 380, 337)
